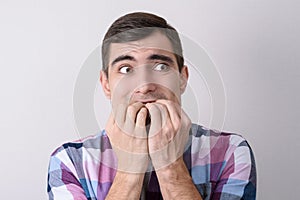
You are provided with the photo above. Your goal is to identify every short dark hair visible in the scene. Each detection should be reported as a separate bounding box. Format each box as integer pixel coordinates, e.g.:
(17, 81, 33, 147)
(101, 12, 184, 76)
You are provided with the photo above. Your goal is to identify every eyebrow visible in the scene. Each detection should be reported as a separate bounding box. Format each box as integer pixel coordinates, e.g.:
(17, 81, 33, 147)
(111, 55, 136, 66)
(110, 53, 174, 67)
(147, 54, 174, 64)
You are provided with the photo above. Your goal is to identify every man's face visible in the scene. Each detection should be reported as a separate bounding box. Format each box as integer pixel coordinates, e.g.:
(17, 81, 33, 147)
(100, 31, 188, 112)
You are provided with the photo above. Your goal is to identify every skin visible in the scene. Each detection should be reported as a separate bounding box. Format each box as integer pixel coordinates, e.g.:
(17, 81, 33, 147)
(100, 31, 202, 200)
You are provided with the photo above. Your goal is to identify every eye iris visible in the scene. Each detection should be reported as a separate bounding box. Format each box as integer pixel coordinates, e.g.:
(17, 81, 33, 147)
(156, 64, 167, 71)
(120, 66, 131, 73)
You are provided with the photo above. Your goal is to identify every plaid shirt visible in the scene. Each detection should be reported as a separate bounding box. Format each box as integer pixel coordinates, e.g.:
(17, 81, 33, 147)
(47, 124, 256, 200)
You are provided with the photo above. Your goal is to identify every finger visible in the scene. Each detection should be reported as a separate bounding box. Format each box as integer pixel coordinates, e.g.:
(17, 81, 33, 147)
(124, 102, 145, 132)
(145, 103, 162, 137)
(156, 100, 191, 142)
(125, 102, 145, 123)
(135, 107, 148, 128)
(153, 102, 170, 128)
(156, 99, 181, 129)
(152, 102, 175, 143)
(134, 107, 148, 139)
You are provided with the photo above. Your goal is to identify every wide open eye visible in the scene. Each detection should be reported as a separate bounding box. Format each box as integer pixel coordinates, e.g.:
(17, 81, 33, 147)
(153, 63, 170, 72)
(119, 65, 133, 74)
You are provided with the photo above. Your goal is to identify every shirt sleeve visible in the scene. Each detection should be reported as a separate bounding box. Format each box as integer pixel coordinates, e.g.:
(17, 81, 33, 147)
(212, 140, 257, 200)
(47, 147, 88, 200)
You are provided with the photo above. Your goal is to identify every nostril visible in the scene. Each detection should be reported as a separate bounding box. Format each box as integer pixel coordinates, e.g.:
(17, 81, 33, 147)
(135, 83, 156, 94)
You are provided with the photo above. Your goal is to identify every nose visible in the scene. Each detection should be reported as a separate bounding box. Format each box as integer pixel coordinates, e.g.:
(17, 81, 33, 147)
(135, 67, 156, 94)
(136, 83, 156, 94)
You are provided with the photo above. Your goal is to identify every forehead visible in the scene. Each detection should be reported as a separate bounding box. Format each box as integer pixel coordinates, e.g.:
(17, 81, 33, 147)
(109, 31, 175, 62)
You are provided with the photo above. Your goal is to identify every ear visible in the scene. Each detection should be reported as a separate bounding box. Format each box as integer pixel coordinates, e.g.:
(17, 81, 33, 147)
(100, 70, 111, 99)
(180, 65, 189, 94)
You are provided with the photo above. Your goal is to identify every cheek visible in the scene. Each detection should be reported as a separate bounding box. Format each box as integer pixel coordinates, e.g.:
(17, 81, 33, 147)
(110, 77, 137, 105)
(155, 73, 181, 96)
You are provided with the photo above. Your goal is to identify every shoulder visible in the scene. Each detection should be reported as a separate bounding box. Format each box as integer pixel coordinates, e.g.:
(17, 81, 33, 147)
(49, 130, 108, 165)
(190, 123, 250, 146)
(191, 123, 246, 141)
(189, 124, 257, 199)
(190, 123, 254, 160)
(47, 131, 112, 198)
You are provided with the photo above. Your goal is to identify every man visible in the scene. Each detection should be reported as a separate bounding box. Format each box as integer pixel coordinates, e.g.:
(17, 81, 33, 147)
(47, 12, 256, 200)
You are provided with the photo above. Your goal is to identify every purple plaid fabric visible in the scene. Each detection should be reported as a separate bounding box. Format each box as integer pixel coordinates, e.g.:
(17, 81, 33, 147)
(47, 124, 256, 199)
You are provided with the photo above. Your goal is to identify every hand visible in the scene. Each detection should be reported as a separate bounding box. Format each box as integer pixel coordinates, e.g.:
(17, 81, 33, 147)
(145, 99, 191, 170)
(106, 102, 149, 173)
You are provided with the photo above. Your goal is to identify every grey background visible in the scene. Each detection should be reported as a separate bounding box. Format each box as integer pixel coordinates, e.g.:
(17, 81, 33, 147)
(0, 0, 299, 199)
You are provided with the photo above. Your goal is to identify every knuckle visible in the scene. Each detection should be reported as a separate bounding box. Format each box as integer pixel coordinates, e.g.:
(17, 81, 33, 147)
(127, 106, 135, 115)
(164, 124, 172, 134)
(149, 105, 158, 114)
(138, 111, 145, 119)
